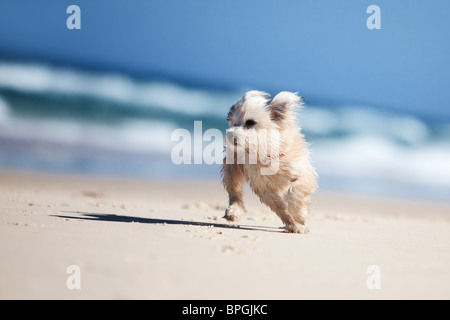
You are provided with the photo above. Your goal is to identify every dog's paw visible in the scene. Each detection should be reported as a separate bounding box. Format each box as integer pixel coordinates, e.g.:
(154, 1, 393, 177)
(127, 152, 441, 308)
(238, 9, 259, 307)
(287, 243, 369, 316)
(224, 205, 244, 222)
(284, 223, 309, 234)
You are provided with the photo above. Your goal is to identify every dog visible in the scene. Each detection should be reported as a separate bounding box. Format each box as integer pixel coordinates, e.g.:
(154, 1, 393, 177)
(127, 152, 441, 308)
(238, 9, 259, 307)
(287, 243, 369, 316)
(221, 91, 317, 234)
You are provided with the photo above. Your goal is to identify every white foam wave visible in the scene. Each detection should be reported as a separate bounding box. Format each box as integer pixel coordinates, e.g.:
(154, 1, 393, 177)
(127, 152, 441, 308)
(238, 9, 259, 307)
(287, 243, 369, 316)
(312, 135, 450, 188)
(0, 114, 177, 154)
(303, 105, 450, 188)
(0, 62, 240, 116)
(1, 61, 449, 193)
(302, 106, 432, 145)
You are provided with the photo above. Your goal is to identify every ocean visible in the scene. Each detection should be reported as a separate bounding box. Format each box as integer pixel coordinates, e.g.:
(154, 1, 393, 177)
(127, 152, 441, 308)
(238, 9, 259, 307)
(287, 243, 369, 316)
(0, 60, 449, 202)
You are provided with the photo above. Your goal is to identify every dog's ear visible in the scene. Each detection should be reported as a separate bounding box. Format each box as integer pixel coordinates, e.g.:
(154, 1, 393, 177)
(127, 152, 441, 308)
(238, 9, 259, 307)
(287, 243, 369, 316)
(227, 101, 241, 122)
(268, 91, 303, 122)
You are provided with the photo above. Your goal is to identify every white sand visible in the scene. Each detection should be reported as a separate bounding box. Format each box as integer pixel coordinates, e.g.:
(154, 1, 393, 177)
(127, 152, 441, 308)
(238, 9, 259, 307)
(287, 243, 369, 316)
(0, 169, 449, 299)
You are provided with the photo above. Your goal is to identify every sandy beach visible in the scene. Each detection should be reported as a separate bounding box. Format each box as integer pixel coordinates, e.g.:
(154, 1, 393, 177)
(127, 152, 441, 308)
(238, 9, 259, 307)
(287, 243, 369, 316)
(0, 168, 449, 300)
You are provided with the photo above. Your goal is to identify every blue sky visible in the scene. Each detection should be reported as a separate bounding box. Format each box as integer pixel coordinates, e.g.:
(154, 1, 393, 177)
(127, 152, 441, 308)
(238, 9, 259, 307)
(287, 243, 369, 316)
(0, 0, 449, 119)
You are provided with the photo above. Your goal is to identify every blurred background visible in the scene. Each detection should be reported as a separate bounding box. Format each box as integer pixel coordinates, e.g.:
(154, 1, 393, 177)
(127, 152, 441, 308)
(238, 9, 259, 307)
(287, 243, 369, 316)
(0, 0, 449, 201)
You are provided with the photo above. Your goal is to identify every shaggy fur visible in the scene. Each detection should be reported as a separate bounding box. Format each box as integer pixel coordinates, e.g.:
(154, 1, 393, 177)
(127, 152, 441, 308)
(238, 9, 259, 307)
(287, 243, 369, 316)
(221, 91, 317, 234)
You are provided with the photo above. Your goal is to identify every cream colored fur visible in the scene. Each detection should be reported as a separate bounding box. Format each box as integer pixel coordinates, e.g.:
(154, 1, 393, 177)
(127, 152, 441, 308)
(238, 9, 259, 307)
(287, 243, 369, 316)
(222, 91, 317, 234)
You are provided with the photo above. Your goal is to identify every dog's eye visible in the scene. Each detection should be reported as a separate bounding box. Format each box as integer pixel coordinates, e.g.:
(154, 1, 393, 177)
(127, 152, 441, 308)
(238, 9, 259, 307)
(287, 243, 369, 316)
(245, 119, 256, 128)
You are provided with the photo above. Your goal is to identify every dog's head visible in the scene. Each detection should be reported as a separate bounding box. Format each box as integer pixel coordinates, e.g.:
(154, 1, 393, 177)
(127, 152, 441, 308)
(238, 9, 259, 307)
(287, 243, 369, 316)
(225, 90, 303, 164)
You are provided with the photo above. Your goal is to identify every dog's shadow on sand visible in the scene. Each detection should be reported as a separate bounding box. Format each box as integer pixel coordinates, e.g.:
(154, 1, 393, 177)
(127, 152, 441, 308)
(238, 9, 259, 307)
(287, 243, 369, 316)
(54, 211, 284, 233)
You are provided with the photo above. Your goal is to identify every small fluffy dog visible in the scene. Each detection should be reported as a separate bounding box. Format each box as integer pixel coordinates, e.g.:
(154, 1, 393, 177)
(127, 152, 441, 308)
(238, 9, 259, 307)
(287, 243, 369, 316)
(221, 91, 317, 234)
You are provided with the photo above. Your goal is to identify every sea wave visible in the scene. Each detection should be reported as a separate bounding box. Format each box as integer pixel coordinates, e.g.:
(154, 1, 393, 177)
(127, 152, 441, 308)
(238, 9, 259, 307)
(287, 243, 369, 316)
(0, 96, 10, 124)
(0, 62, 240, 116)
(312, 135, 450, 187)
(302, 106, 434, 146)
(0, 60, 449, 201)
(0, 114, 176, 154)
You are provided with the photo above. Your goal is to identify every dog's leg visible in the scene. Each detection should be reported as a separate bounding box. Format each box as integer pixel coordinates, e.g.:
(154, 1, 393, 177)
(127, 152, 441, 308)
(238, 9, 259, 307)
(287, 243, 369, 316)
(221, 162, 245, 221)
(287, 185, 311, 232)
(259, 193, 308, 234)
